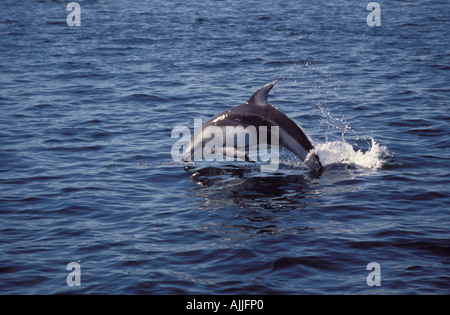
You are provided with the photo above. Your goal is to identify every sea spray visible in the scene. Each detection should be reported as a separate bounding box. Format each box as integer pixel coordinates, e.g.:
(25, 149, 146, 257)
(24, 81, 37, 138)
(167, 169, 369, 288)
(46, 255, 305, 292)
(316, 138, 389, 170)
(275, 66, 389, 170)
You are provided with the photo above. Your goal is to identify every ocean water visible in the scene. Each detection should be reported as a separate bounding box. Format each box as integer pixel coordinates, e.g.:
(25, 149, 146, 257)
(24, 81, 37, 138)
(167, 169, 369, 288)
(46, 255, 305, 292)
(0, 0, 449, 295)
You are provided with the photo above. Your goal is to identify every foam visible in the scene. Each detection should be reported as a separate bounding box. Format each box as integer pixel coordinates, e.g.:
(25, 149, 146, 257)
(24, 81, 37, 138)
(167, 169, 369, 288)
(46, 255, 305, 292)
(316, 139, 389, 170)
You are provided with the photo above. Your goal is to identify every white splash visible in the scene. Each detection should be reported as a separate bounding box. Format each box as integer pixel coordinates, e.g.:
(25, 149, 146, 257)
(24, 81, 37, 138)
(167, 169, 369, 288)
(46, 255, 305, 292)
(316, 139, 389, 170)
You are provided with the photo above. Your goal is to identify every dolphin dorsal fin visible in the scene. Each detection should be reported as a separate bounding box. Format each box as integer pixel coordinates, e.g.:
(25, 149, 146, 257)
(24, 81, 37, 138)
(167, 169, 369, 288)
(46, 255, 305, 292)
(247, 82, 274, 106)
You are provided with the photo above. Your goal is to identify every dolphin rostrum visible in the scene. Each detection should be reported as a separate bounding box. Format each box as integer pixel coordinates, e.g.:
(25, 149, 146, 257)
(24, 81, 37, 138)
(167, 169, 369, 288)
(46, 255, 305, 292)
(183, 82, 323, 172)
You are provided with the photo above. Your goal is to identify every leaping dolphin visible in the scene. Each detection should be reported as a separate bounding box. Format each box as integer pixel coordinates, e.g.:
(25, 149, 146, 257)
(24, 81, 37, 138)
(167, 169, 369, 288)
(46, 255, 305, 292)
(184, 82, 323, 173)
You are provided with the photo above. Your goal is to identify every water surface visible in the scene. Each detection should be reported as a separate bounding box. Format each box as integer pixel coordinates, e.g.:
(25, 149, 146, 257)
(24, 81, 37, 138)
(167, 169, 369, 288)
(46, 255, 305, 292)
(0, 0, 449, 294)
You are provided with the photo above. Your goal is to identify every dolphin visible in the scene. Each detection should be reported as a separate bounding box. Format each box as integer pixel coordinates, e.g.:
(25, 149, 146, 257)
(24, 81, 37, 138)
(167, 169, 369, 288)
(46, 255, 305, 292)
(183, 82, 323, 172)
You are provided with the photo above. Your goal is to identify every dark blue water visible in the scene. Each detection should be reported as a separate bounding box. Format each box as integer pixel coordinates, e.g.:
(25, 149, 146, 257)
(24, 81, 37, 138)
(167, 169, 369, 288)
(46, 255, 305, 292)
(1, 0, 449, 294)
